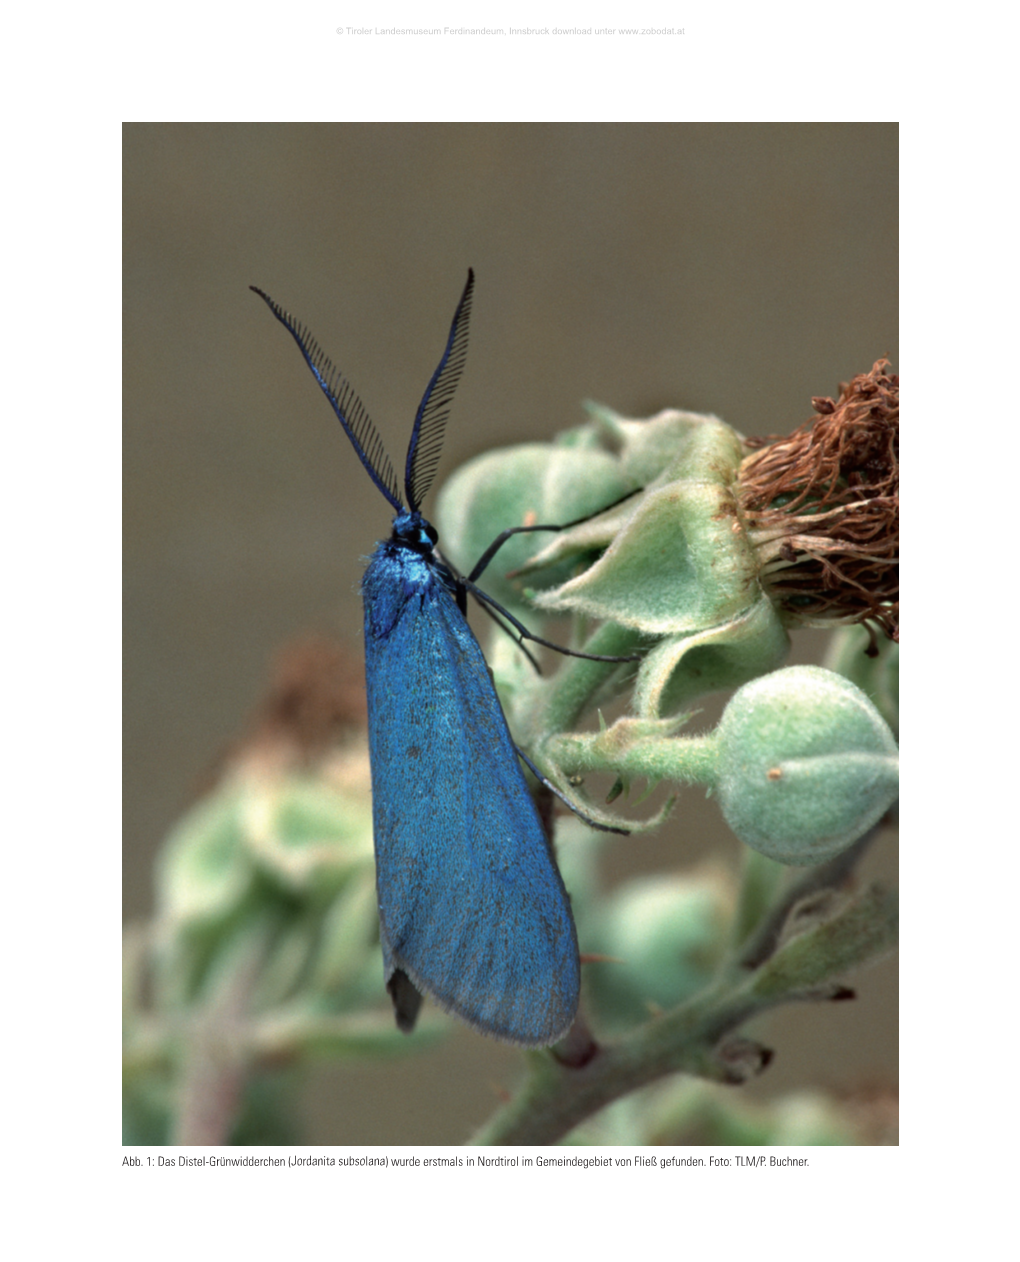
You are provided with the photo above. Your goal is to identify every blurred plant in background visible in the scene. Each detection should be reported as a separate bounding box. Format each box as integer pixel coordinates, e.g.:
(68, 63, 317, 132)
(123, 364, 898, 1145)
(122, 639, 447, 1145)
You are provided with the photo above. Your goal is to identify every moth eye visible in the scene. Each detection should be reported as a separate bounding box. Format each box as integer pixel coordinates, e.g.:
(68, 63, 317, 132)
(422, 523, 438, 547)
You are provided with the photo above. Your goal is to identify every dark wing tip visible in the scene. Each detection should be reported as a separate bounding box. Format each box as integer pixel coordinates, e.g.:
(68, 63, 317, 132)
(387, 969, 425, 1034)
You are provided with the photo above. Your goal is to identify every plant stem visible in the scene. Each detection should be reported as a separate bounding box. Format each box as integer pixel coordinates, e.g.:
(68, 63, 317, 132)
(546, 730, 719, 786)
(171, 929, 269, 1145)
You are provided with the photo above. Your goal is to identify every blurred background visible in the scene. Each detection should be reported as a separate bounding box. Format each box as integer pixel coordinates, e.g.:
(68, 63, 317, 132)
(124, 122, 897, 1144)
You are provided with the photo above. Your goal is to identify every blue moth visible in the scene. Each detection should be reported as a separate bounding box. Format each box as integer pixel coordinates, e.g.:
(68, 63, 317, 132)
(252, 271, 589, 1046)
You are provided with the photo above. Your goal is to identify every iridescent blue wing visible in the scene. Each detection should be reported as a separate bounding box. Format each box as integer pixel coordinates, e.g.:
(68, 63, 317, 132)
(361, 543, 580, 1047)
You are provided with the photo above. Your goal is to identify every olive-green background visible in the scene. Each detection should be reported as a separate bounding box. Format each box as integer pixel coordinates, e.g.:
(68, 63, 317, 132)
(124, 122, 897, 1144)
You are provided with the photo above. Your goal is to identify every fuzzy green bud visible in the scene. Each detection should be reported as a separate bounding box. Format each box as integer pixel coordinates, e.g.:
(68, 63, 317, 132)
(155, 784, 256, 935)
(154, 746, 377, 1007)
(586, 870, 732, 1031)
(435, 441, 634, 612)
(714, 665, 898, 865)
(157, 760, 374, 934)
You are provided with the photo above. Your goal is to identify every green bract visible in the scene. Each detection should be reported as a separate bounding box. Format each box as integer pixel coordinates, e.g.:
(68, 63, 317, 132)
(519, 408, 792, 719)
(524, 419, 751, 633)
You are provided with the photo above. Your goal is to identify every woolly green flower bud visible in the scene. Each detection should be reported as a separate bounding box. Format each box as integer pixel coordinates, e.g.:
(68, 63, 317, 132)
(435, 440, 634, 612)
(155, 783, 257, 937)
(241, 769, 375, 897)
(153, 752, 377, 1010)
(152, 637, 380, 1011)
(715, 665, 898, 865)
(156, 759, 374, 935)
(623, 1080, 866, 1146)
(586, 869, 732, 1031)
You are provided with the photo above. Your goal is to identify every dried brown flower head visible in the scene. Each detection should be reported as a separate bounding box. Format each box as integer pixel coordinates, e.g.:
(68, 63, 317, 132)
(738, 359, 898, 650)
(195, 635, 368, 795)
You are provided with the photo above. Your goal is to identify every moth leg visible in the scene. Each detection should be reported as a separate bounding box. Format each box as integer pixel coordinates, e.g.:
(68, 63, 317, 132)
(466, 581, 642, 665)
(516, 746, 630, 836)
(466, 486, 644, 584)
(473, 596, 542, 672)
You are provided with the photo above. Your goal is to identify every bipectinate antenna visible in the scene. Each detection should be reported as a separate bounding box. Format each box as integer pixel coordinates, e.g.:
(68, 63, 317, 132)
(250, 286, 403, 511)
(404, 269, 474, 513)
